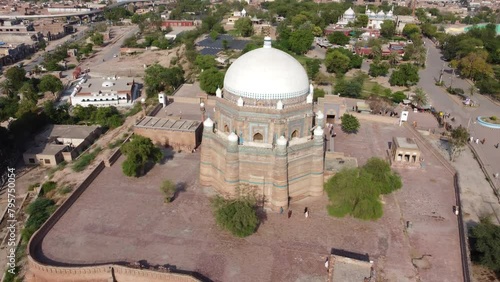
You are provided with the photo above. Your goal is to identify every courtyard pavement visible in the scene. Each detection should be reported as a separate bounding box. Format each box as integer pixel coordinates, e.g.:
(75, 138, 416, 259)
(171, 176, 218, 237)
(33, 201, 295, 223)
(37, 121, 462, 282)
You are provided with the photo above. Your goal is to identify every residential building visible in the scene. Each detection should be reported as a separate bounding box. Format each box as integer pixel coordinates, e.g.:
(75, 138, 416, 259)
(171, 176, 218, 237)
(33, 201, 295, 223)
(70, 75, 139, 107)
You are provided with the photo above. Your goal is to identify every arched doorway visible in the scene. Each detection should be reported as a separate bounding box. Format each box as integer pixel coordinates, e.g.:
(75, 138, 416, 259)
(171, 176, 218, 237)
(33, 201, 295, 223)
(291, 130, 299, 139)
(253, 133, 263, 142)
(224, 125, 229, 133)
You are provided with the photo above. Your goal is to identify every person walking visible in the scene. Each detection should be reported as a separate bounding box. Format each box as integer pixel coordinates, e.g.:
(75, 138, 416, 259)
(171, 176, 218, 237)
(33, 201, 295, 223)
(495, 143, 499, 149)
(304, 207, 309, 218)
(475, 138, 479, 144)
(280, 207, 284, 215)
(482, 138, 486, 144)
(469, 136, 473, 143)
(288, 210, 292, 219)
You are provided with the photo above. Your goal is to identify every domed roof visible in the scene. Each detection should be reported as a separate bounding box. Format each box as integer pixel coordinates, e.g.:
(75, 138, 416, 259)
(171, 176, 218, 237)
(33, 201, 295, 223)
(344, 8, 355, 16)
(224, 38, 309, 100)
(377, 10, 385, 16)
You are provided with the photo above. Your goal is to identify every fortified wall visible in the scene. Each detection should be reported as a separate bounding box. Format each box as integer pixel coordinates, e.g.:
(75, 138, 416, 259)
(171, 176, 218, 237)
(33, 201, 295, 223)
(26, 158, 200, 282)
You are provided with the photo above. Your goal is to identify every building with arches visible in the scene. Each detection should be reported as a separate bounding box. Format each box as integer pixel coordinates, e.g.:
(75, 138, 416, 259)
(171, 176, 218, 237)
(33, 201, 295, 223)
(69, 75, 139, 107)
(200, 37, 327, 209)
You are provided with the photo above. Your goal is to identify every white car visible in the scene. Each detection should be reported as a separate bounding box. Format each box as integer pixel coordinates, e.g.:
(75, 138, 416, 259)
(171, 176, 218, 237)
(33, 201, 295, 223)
(113, 54, 118, 58)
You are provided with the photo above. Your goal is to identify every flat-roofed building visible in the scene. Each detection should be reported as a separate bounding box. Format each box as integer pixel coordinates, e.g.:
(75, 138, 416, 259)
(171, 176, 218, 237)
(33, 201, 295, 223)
(23, 124, 101, 166)
(134, 116, 203, 152)
(390, 137, 422, 167)
(70, 75, 138, 107)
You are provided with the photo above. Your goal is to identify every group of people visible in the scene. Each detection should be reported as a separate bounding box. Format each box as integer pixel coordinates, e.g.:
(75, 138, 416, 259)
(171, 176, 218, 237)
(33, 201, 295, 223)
(469, 136, 495, 146)
(280, 207, 310, 218)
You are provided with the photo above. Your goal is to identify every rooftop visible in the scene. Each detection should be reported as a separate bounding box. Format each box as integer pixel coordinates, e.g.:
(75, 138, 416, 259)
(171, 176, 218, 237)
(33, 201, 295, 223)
(135, 117, 201, 132)
(172, 82, 202, 98)
(76, 76, 134, 95)
(394, 137, 419, 150)
(24, 143, 67, 155)
(37, 124, 100, 141)
(332, 255, 373, 282)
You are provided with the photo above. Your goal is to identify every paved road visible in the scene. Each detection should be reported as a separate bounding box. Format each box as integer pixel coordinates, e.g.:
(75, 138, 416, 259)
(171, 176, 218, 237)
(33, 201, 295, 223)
(418, 37, 500, 189)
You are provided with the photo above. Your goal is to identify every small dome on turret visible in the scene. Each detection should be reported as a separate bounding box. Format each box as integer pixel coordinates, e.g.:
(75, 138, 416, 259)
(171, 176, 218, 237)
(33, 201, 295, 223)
(277, 136, 287, 146)
(314, 126, 324, 136)
(203, 117, 214, 127)
(215, 87, 222, 97)
(316, 110, 324, 119)
(228, 132, 238, 142)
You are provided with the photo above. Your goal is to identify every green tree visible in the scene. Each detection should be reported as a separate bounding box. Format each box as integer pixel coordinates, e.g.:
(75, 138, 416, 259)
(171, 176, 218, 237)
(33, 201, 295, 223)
(457, 51, 494, 81)
(200, 68, 224, 95)
(209, 30, 219, 41)
(402, 24, 421, 38)
(353, 14, 368, 28)
(5, 66, 27, 91)
(18, 82, 38, 102)
(391, 91, 407, 103)
(380, 20, 396, 38)
(211, 195, 258, 237)
(305, 59, 321, 79)
(469, 217, 500, 273)
(328, 31, 350, 46)
(120, 135, 163, 177)
(389, 63, 419, 86)
(449, 125, 469, 161)
(369, 62, 390, 77)
(421, 22, 437, 38)
(160, 180, 176, 203)
(325, 50, 350, 74)
(39, 75, 63, 97)
(144, 64, 184, 97)
(0, 97, 19, 121)
(16, 99, 37, 118)
(91, 32, 104, 46)
(340, 113, 360, 133)
(288, 27, 314, 55)
(324, 157, 401, 220)
(234, 17, 254, 37)
(0, 79, 16, 97)
(194, 55, 217, 71)
(411, 87, 428, 108)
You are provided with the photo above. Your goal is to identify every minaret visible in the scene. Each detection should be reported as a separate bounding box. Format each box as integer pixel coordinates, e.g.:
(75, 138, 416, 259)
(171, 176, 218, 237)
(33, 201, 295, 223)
(224, 132, 240, 195)
(307, 84, 314, 104)
(200, 118, 214, 186)
(272, 136, 289, 208)
(215, 87, 222, 98)
(309, 126, 325, 197)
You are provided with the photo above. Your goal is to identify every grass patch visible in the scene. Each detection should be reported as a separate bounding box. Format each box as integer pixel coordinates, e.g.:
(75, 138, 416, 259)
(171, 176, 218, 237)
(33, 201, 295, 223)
(72, 147, 102, 172)
(125, 102, 143, 117)
(28, 183, 40, 191)
(41, 181, 57, 195)
(361, 81, 392, 99)
(59, 185, 73, 195)
(108, 138, 125, 149)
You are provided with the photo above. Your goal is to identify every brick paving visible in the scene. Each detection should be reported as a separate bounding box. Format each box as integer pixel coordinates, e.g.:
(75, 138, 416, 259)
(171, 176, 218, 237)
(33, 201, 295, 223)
(38, 120, 462, 282)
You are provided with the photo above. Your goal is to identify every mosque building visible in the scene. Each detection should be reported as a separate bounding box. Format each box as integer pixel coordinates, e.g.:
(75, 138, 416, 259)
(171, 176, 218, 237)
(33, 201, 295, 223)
(199, 37, 327, 209)
(336, 6, 395, 30)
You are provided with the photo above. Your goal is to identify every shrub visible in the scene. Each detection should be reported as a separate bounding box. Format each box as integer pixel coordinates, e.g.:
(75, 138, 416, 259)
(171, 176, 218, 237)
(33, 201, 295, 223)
(391, 91, 407, 103)
(59, 185, 73, 195)
(72, 147, 102, 172)
(340, 113, 360, 133)
(160, 180, 176, 203)
(41, 181, 57, 195)
(212, 195, 258, 237)
(469, 217, 500, 273)
(28, 183, 40, 191)
(490, 116, 497, 121)
(22, 197, 56, 241)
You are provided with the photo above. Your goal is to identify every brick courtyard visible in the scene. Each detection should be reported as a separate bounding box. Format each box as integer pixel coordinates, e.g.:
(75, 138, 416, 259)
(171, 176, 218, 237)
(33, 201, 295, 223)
(37, 120, 462, 282)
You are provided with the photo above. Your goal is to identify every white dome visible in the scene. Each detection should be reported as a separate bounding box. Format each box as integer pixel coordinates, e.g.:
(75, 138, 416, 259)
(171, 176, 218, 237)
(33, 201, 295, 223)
(203, 117, 213, 127)
(344, 8, 355, 16)
(316, 110, 324, 119)
(102, 81, 114, 87)
(277, 136, 287, 146)
(228, 132, 238, 142)
(224, 46, 309, 100)
(314, 126, 324, 136)
(377, 11, 385, 16)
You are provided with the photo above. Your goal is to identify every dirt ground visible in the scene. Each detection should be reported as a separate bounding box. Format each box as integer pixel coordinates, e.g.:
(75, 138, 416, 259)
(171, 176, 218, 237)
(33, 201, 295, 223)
(37, 119, 463, 282)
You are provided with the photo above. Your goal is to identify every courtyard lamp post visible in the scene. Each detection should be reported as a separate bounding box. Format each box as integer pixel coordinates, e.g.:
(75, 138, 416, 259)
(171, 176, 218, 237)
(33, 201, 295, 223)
(141, 98, 146, 116)
(200, 102, 206, 122)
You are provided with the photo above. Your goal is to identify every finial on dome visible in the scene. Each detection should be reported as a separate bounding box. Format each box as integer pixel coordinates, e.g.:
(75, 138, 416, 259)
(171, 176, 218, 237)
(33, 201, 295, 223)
(237, 97, 244, 107)
(203, 117, 214, 127)
(316, 110, 324, 119)
(276, 100, 283, 110)
(263, 36, 272, 48)
(277, 136, 287, 146)
(228, 132, 238, 143)
(216, 87, 222, 98)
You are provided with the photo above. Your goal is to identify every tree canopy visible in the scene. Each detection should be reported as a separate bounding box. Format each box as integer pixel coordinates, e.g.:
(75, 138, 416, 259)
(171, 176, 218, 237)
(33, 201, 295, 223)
(469, 217, 500, 274)
(325, 157, 402, 220)
(120, 135, 163, 177)
(449, 125, 469, 161)
(211, 194, 258, 238)
(328, 31, 350, 46)
(340, 113, 360, 133)
(144, 64, 184, 97)
(234, 17, 254, 37)
(380, 20, 396, 39)
(39, 75, 63, 97)
(200, 68, 224, 95)
(389, 63, 420, 87)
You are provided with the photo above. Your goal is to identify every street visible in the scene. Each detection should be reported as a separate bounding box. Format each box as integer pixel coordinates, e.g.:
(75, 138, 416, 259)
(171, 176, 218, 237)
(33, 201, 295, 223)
(419, 37, 500, 190)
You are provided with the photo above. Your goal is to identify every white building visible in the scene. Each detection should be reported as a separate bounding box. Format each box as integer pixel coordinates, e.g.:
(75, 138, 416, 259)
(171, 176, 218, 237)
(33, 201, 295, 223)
(366, 6, 394, 29)
(70, 76, 138, 107)
(336, 7, 356, 27)
(336, 7, 395, 30)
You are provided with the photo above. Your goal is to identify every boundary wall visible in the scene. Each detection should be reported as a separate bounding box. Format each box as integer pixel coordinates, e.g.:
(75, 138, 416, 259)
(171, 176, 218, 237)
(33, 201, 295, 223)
(26, 159, 199, 282)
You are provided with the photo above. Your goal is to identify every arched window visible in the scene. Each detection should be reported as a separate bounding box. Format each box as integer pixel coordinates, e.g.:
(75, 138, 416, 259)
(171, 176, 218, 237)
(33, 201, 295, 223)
(253, 133, 263, 142)
(224, 124, 229, 133)
(291, 130, 299, 139)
